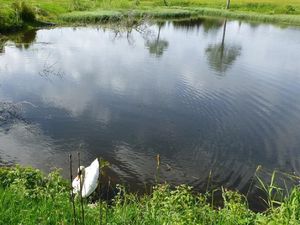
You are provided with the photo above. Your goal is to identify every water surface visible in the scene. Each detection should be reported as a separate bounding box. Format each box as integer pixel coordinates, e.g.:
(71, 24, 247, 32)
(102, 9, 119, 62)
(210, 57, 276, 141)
(1, 18, 300, 194)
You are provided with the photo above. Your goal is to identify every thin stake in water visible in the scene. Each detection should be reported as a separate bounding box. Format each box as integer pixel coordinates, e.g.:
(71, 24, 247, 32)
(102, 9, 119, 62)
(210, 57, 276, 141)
(69, 154, 77, 225)
(155, 154, 160, 183)
(206, 170, 212, 193)
(78, 152, 85, 225)
(98, 157, 102, 225)
(106, 178, 111, 224)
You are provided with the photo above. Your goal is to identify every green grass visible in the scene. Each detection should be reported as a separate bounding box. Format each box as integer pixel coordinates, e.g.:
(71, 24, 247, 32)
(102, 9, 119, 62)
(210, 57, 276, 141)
(60, 10, 124, 23)
(60, 8, 198, 23)
(59, 7, 300, 25)
(0, 0, 300, 31)
(1, 166, 300, 224)
(188, 7, 300, 25)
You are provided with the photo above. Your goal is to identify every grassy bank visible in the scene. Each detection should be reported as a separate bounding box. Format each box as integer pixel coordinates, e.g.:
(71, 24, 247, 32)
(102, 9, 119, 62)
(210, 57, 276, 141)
(0, 166, 300, 224)
(59, 7, 300, 26)
(1, 0, 300, 32)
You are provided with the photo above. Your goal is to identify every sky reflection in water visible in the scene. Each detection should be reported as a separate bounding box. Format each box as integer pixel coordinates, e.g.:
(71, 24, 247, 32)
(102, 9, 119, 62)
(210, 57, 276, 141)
(0, 18, 300, 193)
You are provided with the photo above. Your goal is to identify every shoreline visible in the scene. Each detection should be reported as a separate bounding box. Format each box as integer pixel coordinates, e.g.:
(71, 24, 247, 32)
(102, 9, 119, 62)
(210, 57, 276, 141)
(1, 7, 300, 33)
(0, 165, 299, 224)
(60, 7, 300, 26)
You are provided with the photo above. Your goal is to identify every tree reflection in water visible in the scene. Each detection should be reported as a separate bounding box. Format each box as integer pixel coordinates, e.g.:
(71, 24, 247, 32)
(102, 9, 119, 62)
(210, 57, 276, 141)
(205, 19, 241, 74)
(145, 23, 169, 57)
(0, 36, 7, 54)
(106, 19, 169, 57)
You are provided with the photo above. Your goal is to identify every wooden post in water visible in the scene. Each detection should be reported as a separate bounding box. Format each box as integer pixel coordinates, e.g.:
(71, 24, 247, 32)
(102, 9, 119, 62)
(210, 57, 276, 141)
(155, 154, 160, 184)
(78, 152, 85, 225)
(98, 157, 102, 225)
(69, 154, 77, 225)
(106, 178, 111, 224)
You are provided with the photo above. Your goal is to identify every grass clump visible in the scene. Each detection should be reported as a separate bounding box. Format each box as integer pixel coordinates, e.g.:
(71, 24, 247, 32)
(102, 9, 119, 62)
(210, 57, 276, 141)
(184, 7, 300, 25)
(0, 165, 68, 199)
(0, 0, 37, 32)
(12, 0, 36, 23)
(60, 11, 123, 23)
(59, 8, 197, 23)
(1, 165, 300, 224)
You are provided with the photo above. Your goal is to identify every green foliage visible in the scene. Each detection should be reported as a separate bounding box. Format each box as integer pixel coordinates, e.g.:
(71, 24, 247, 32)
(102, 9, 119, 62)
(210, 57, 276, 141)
(255, 170, 285, 209)
(0, 165, 68, 200)
(285, 5, 296, 14)
(220, 188, 256, 224)
(0, 8, 22, 31)
(69, 0, 94, 11)
(1, 166, 300, 224)
(12, 0, 36, 22)
(1, 0, 300, 31)
(59, 7, 300, 26)
(60, 10, 123, 23)
(0, 0, 37, 31)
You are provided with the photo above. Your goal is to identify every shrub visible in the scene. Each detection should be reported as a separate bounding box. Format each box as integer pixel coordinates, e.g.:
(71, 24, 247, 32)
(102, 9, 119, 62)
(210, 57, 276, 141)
(286, 5, 296, 14)
(0, 166, 68, 199)
(11, 0, 36, 23)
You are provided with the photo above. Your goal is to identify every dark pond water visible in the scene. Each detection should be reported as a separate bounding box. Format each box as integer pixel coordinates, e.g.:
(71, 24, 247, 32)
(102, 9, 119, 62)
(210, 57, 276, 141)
(1, 18, 300, 195)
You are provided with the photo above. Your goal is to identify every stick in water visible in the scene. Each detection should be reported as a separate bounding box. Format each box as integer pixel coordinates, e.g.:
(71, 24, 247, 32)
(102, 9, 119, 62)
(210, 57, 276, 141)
(78, 152, 85, 225)
(106, 178, 111, 224)
(98, 157, 102, 225)
(155, 154, 160, 183)
(69, 154, 77, 225)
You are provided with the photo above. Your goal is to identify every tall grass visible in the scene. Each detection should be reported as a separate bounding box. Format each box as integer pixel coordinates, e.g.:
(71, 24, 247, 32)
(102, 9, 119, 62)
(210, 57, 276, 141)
(1, 0, 300, 31)
(1, 165, 300, 224)
(59, 7, 300, 26)
(0, 0, 37, 31)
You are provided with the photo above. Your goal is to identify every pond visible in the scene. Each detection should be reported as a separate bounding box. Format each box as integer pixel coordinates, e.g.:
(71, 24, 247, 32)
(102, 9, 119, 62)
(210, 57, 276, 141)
(0, 17, 300, 196)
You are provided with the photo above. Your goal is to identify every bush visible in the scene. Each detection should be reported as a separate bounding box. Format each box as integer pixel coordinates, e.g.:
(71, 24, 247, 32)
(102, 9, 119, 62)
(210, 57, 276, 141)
(286, 5, 296, 14)
(0, 166, 68, 200)
(12, 0, 36, 23)
(20, 1, 35, 22)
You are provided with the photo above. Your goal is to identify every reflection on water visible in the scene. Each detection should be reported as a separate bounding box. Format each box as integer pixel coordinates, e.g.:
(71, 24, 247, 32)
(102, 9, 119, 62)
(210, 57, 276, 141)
(13, 29, 37, 50)
(206, 20, 242, 74)
(0, 38, 5, 54)
(172, 17, 223, 33)
(146, 24, 169, 57)
(0, 18, 300, 198)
